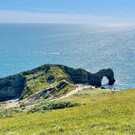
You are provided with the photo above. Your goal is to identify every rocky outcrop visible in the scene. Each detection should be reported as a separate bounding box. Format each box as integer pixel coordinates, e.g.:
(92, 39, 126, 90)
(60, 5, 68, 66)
(0, 75, 25, 101)
(87, 68, 115, 86)
(60, 66, 115, 86)
(0, 64, 115, 101)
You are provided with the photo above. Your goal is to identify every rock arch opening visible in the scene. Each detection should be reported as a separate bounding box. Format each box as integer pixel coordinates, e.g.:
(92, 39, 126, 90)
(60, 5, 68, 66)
(101, 76, 109, 86)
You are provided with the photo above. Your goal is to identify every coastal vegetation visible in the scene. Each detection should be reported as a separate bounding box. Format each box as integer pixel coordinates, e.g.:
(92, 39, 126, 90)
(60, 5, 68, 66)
(28, 101, 80, 113)
(20, 64, 73, 100)
(0, 64, 134, 134)
(0, 108, 19, 118)
(0, 88, 134, 135)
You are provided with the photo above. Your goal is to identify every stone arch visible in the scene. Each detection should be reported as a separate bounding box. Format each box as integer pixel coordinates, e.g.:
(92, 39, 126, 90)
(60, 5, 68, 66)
(88, 68, 115, 87)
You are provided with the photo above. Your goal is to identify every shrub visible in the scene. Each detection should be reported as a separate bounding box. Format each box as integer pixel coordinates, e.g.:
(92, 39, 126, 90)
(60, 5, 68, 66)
(0, 108, 20, 118)
(28, 101, 80, 113)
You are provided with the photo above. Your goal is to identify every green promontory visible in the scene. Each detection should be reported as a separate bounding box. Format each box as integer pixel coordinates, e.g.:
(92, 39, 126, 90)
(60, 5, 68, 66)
(0, 64, 115, 101)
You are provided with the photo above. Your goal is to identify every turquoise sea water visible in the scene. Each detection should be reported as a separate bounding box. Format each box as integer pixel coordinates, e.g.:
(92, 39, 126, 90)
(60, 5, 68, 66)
(0, 24, 134, 89)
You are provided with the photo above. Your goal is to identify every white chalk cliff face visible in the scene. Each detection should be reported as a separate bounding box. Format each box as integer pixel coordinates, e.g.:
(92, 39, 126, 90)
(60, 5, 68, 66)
(0, 75, 25, 100)
(0, 64, 115, 101)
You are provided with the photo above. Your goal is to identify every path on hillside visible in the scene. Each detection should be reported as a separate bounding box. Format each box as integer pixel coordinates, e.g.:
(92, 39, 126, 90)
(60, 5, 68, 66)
(50, 84, 94, 101)
(50, 85, 121, 101)
(24, 84, 95, 110)
(2, 85, 121, 110)
(2, 84, 90, 109)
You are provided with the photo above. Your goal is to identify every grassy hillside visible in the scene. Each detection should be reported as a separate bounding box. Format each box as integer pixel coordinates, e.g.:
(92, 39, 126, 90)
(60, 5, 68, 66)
(0, 88, 134, 135)
(19, 64, 73, 99)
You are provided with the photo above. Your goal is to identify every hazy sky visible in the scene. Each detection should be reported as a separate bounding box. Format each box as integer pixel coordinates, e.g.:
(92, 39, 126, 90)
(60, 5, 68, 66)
(0, 0, 135, 24)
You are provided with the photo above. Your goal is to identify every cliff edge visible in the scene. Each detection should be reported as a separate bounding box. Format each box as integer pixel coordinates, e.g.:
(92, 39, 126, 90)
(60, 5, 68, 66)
(0, 64, 115, 101)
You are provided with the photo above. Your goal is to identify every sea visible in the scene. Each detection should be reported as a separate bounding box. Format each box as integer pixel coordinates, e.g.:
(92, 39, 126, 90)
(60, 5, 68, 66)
(0, 23, 135, 89)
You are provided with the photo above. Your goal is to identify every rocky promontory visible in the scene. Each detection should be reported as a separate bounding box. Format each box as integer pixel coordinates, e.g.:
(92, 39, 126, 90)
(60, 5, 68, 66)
(0, 64, 115, 101)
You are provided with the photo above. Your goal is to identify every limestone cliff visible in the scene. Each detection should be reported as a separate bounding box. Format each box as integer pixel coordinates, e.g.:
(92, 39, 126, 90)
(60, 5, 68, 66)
(0, 75, 25, 101)
(0, 64, 115, 101)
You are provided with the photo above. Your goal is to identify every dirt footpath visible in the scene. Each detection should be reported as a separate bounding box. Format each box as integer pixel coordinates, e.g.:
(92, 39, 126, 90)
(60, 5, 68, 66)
(3, 98, 20, 109)
(51, 84, 95, 101)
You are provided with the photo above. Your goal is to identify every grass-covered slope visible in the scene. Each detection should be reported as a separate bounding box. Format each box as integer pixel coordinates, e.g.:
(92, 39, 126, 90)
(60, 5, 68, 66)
(0, 88, 134, 135)
(19, 64, 94, 100)
(19, 64, 74, 99)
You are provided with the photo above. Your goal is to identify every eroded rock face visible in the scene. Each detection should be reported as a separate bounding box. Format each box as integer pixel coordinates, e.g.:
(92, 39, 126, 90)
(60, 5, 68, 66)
(62, 66, 115, 86)
(87, 68, 115, 86)
(0, 75, 25, 101)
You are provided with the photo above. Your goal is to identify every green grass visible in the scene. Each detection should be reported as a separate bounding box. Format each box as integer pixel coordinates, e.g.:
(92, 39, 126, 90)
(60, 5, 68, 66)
(0, 88, 134, 135)
(49, 81, 74, 98)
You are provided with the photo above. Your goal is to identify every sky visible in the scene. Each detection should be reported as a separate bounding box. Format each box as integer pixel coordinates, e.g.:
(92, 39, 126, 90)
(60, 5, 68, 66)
(0, 0, 135, 24)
